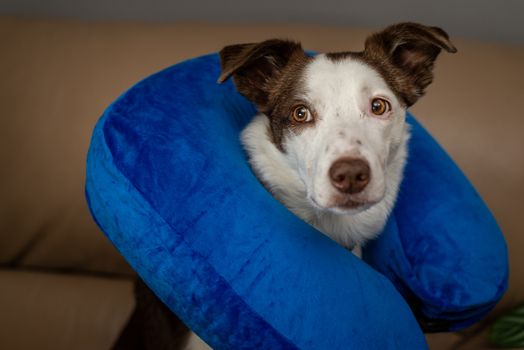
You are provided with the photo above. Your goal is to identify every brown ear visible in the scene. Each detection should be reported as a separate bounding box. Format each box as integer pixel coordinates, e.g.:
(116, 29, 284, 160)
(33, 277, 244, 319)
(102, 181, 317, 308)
(363, 22, 457, 106)
(218, 39, 303, 110)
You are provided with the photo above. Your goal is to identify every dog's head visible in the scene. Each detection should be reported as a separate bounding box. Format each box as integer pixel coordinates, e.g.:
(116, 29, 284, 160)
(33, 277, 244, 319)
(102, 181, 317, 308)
(219, 23, 456, 214)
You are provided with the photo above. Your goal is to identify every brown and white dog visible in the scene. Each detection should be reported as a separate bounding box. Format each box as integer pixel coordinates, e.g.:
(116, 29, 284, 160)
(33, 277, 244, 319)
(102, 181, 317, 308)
(119, 23, 456, 350)
(218, 22, 456, 251)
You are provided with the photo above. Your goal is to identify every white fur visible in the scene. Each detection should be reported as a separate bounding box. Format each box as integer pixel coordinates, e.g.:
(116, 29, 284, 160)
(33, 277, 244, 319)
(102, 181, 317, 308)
(241, 54, 410, 249)
(183, 332, 212, 350)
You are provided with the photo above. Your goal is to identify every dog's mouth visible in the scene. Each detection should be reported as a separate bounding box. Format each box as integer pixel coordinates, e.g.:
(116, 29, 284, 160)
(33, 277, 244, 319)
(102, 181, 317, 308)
(309, 195, 375, 214)
(333, 198, 367, 210)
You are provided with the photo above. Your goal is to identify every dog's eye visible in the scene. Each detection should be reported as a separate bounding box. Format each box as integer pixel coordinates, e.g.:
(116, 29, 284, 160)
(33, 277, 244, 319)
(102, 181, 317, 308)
(292, 105, 312, 123)
(371, 98, 390, 116)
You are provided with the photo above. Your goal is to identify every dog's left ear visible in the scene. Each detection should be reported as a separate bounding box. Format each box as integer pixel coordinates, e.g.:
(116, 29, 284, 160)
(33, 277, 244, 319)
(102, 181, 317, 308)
(363, 22, 457, 106)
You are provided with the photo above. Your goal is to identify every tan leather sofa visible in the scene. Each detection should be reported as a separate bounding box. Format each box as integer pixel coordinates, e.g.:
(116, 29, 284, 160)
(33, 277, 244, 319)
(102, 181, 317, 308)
(1, 17, 522, 350)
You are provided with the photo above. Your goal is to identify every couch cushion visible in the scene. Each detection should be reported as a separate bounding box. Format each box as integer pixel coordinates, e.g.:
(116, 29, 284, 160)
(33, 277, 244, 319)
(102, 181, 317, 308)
(0, 269, 134, 350)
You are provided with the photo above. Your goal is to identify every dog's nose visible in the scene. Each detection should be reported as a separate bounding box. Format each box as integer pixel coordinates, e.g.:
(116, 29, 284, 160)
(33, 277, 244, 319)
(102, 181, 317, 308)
(329, 158, 370, 194)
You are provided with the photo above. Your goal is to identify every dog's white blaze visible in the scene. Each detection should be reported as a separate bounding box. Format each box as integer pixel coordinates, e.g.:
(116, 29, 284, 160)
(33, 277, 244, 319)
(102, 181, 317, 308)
(242, 54, 410, 249)
(288, 55, 405, 207)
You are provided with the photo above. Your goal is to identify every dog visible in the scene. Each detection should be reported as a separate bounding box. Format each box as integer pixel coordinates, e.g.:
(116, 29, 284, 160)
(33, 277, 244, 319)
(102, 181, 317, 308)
(218, 22, 456, 251)
(118, 22, 456, 350)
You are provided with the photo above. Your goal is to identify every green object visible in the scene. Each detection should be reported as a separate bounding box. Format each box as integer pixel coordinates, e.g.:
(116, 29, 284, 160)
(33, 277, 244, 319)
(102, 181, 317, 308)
(490, 304, 524, 347)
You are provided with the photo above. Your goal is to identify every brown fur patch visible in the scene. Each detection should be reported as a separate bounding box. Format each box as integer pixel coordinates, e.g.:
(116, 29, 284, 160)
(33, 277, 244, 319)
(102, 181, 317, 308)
(113, 278, 191, 350)
(219, 40, 313, 149)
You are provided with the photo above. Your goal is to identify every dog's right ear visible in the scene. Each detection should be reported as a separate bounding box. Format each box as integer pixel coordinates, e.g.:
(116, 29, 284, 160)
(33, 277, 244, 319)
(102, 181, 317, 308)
(218, 39, 303, 110)
(363, 22, 457, 106)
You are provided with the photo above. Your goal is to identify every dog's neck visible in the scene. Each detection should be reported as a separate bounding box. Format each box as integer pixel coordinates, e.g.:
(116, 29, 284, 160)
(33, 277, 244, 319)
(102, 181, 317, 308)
(241, 114, 409, 249)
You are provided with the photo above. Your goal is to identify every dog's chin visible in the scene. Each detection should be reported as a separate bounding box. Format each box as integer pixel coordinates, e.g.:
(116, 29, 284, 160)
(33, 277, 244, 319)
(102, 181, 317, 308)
(309, 195, 379, 215)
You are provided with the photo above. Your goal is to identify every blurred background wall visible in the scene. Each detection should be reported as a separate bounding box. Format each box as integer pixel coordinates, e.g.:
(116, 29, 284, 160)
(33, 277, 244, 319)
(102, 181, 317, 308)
(1, 0, 523, 45)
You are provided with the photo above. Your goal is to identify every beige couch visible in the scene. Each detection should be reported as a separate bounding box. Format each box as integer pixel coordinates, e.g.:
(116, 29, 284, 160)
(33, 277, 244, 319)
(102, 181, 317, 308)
(0, 17, 522, 349)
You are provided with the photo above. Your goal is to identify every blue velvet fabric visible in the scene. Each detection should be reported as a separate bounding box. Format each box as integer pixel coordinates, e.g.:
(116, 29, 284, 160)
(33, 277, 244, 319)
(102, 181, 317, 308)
(85, 53, 508, 349)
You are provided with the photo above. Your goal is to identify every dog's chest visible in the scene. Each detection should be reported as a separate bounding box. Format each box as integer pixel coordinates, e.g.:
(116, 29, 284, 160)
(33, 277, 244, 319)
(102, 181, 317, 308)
(277, 189, 390, 249)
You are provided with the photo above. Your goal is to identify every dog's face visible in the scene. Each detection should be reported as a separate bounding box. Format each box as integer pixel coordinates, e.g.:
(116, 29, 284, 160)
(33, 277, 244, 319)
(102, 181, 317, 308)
(281, 56, 407, 213)
(219, 23, 456, 214)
